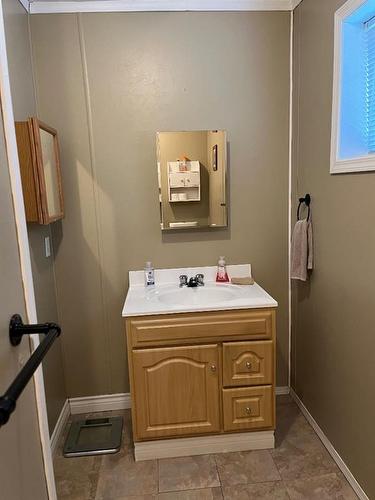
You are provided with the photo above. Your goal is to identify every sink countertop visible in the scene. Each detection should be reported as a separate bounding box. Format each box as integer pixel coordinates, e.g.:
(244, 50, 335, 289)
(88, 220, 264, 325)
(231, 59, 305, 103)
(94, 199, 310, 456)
(122, 264, 278, 317)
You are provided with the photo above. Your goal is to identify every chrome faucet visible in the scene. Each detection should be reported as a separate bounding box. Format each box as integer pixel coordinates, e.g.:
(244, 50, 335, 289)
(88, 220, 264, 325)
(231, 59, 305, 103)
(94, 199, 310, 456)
(195, 274, 205, 286)
(179, 274, 204, 287)
(179, 275, 188, 287)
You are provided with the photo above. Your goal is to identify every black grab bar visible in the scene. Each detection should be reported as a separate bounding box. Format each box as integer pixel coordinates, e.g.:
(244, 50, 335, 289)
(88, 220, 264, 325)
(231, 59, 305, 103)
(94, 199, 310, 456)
(0, 314, 61, 427)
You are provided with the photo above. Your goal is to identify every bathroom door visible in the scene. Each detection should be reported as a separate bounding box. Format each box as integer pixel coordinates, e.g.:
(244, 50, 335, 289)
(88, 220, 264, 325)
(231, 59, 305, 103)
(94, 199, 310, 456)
(0, 112, 50, 497)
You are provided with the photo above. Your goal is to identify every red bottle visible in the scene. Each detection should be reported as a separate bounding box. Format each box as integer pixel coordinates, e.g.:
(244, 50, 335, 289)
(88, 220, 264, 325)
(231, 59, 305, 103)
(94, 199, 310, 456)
(216, 256, 230, 283)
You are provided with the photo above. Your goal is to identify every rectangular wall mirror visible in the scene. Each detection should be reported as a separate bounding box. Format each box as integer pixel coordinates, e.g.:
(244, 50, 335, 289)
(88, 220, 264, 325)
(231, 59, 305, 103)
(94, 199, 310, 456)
(157, 130, 227, 231)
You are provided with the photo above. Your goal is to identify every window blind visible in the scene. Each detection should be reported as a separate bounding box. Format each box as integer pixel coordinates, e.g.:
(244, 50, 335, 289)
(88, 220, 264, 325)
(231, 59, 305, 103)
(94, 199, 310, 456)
(365, 16, 375, 152)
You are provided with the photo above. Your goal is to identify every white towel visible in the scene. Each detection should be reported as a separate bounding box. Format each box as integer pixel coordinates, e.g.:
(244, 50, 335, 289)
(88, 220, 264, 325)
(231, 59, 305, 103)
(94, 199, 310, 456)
(290, 219, 313, 281)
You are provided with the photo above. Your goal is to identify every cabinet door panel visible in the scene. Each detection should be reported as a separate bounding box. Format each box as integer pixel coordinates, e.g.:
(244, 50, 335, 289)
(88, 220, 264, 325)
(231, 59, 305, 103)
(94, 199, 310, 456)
(169, 172, 185, 188)
(185, 172, 200, 187)
(133, 345, 220, 440)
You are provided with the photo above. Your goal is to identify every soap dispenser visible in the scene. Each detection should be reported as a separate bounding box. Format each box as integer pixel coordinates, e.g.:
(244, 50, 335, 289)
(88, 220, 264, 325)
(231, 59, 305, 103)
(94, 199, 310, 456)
(216, 256, 229, 283)
(144, 261, 155, 287)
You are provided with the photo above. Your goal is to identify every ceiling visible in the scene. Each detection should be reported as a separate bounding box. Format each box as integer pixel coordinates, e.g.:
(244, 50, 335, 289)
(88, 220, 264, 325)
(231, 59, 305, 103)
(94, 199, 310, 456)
(23, 0, 304, 14)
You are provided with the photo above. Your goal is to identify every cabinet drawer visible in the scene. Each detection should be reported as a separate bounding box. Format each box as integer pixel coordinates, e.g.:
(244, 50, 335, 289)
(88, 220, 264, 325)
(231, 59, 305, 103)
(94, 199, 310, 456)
(223, 341, 273, 387)
(127, 309, 274, 348)
(222, 386, 274, 432)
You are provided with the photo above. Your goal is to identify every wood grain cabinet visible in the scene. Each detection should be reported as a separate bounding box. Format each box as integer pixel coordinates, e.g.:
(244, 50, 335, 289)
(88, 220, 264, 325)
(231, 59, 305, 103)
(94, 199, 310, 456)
(222, 385, 273, 432)
(15, 118, 64, 224)
(126, 307, 276, 459)
(132, 345, 220, 439)
(223, 340, 273, 387)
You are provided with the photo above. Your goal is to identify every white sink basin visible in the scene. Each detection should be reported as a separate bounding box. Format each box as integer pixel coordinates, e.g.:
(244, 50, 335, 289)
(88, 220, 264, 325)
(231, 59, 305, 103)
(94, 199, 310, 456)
(122, 265, 278, 317)
(155, 284, 243, 307)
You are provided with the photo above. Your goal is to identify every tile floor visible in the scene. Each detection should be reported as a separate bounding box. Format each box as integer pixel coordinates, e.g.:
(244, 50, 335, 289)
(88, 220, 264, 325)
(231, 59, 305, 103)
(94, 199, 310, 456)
(54, 395, 358, 499)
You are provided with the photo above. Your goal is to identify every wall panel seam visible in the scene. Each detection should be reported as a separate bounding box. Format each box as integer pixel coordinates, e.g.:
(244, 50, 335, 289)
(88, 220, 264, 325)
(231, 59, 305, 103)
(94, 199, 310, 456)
(77, 13, 112, 392)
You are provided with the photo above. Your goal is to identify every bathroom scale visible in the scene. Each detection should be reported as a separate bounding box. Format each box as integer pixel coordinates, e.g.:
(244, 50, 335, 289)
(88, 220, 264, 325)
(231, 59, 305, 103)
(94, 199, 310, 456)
(63, 416, 123, 457)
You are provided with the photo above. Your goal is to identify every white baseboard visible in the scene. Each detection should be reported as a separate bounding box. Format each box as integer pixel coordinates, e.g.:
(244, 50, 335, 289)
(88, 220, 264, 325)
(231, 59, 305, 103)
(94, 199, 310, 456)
(135, 430, 274, 461)
(50, 399, 70, 455)
(275, 386, 290, 395)
(69, 392, 132, 415)
(290, 389, 369, 500)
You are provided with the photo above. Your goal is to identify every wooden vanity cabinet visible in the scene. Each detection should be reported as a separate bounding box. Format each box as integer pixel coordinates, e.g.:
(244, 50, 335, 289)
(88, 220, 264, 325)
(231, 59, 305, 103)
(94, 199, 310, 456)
(126, 307, 276, 451)
(15, 118, 64, 224)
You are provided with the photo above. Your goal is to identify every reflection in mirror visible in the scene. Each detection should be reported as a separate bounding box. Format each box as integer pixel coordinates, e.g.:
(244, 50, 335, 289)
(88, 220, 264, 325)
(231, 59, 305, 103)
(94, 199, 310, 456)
(157, 131, 227, 230)
(39, 128, 61, 218)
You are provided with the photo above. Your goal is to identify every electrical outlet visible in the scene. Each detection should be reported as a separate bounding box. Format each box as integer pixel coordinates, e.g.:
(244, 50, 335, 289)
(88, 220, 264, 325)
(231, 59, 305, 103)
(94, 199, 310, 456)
(44, 236, 51, 258)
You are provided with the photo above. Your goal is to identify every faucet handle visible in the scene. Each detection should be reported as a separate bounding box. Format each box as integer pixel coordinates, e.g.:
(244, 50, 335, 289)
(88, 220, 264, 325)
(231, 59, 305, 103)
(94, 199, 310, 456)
(195, 273, 205, 286)
(179, 275, 188, 287)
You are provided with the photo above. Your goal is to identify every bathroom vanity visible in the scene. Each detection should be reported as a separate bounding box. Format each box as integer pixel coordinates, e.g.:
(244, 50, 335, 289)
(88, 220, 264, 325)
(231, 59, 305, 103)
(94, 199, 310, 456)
(122, 265, 277, 461)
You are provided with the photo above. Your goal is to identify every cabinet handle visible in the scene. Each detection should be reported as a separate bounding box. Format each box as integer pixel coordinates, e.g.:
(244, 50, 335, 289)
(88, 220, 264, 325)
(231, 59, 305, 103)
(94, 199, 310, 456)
(210, 364, 217, 372)
(246, 361, 252, 370)
(245, 407, 251, 415)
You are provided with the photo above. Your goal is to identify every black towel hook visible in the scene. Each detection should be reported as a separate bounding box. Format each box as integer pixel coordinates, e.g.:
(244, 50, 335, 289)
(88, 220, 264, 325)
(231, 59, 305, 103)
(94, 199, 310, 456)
(297, 194, 311, 221)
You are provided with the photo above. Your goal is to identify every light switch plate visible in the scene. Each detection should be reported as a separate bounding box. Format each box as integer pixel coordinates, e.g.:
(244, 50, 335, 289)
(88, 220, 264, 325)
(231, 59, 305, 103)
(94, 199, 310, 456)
(44, 236, 51, 258)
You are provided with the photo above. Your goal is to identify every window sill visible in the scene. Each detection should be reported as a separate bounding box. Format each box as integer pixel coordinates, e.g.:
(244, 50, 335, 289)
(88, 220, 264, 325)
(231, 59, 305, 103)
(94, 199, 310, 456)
(330, 154, 375, 174)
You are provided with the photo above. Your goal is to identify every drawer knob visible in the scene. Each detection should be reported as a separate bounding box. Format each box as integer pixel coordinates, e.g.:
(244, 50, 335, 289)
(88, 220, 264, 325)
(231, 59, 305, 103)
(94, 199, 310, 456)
(210, 364, 217, 372)
(246, 361, 252, 370)
(245, 407, 252, 415)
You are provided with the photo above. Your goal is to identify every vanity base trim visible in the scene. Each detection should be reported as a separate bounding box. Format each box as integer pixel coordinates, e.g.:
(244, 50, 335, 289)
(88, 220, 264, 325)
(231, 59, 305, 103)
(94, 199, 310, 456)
(134, 430, 274, 461)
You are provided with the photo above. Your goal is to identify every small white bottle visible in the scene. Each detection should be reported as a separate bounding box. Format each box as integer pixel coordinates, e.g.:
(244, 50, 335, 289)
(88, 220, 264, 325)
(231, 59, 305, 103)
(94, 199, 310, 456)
(144, 261, 155, 287)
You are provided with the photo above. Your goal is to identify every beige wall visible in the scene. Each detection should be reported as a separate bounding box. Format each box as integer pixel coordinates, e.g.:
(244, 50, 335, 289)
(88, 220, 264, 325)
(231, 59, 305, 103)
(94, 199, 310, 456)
(292, 1, 375, 497)
(4, 0, 66, 434)
(30, 11, 291, 397)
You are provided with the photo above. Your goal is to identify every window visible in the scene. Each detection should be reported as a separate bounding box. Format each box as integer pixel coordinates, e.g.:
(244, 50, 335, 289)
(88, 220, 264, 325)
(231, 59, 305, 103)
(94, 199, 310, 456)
(331, 0, 375, 173)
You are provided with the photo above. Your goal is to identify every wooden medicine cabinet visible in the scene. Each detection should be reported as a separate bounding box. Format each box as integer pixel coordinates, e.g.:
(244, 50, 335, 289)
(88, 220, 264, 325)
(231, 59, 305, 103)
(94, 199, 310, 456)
(15, 117, 64, 225)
